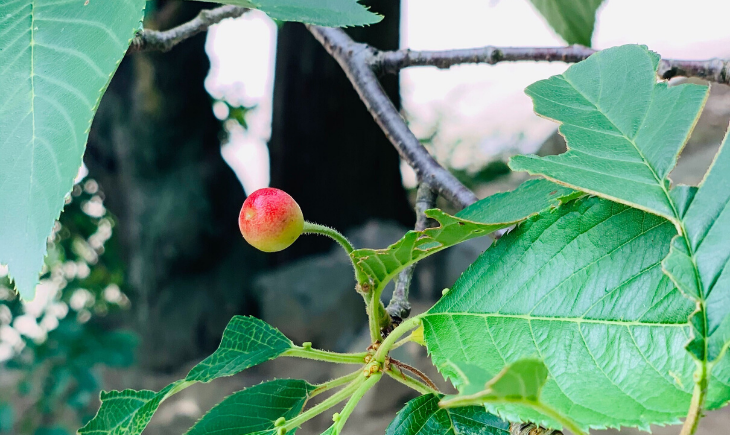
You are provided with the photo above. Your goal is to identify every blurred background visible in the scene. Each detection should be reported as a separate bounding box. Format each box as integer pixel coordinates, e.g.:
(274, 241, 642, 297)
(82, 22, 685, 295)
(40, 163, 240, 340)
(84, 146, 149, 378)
(2, 0, 730, 434)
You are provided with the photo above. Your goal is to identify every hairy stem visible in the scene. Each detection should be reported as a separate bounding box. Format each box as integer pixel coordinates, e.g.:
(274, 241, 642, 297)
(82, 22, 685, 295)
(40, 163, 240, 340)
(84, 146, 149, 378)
(331, 373, 382, 433)
(302, 221, 369, 284)
(284, 377, 364, 431)
(386, 367, 439, 396)
(284, 346, 367, 364)
(311, 371, 362, 398)
(681, 362, 708, 435)
(374, 316, 421, 363)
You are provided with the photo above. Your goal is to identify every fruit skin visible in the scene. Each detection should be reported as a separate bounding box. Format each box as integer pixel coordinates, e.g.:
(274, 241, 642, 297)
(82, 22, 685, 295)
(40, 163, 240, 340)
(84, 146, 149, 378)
(239, 188, 304, 252)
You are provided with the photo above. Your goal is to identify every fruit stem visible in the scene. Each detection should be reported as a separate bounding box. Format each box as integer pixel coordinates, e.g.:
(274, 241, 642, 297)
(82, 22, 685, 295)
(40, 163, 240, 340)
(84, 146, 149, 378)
(302, 221, 369, 283)
(681, 361, 708, 435)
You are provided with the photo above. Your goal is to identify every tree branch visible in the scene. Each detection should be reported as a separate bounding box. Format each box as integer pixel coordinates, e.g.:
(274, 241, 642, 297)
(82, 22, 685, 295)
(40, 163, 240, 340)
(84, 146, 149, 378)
(387, 183, 437, 320)
(129, 5, 249, 53)
(307, 26, 479, 209)
(375, 45, 730, 84)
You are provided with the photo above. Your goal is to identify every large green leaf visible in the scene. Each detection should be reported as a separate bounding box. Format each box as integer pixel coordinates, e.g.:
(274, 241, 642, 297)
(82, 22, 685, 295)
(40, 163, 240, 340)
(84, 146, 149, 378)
(664, 131, 730, 364)
(529, 0, 603, 46)
(386, 393, 508, 435)
(186, 379, 314, 435)
(81, 316, 294, 435)
(352, 179, 577, 293)
(510, 44, 708, 223)
(423, 197, 730, 431)
(193, 0, 382, 26)
(0, 0, 146, 300)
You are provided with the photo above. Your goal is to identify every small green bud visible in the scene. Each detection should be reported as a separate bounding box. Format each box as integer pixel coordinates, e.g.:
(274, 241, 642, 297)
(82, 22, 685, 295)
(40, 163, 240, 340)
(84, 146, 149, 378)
(277, 428, 287, 435)
(274, 417, 286, 427)
(332, 413, 341, 422)
(302, 342, 312, 350)
(442, 288, 450, 295)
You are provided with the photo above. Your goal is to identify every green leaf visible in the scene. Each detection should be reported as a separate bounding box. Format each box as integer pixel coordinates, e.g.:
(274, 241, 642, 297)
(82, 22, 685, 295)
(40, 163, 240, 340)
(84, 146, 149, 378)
(81, 316, 294, 435)
(186, 379, 314, 435)
(185, 315, 293, 382)
(423, 197, 730, 431)
(386, 393, 508, 435)
(510, 44, 709, 223)
(664, 131, 730, 363)
(0, 0, 146, 300)
(78, 381, 188, 435)
(352, 179, 576, 292)
(192, 0, 382, 27)
(529, 0, 603, 46)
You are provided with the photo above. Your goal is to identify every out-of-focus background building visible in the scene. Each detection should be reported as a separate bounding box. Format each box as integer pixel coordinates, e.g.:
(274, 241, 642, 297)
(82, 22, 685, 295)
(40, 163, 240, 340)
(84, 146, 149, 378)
(2, 0, 730, 434)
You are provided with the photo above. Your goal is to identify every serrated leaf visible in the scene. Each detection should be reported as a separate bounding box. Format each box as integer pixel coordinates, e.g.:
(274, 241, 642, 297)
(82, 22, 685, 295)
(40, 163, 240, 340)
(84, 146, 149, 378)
(192, 0, 382, 27)
(386, 393, 508, 435)
(352, 179, 576, 292)
(185, 315, 293, 382)
(81, 316, 294, 435)
(423, 197, 730, 431)
(510, 44, 708, 223)
(664, 130, 730, 364)
(529, 0, 603, 46)
(186, 379, 313, 435)
(78, 381, 188, 435)
(0, 0, 146, 300)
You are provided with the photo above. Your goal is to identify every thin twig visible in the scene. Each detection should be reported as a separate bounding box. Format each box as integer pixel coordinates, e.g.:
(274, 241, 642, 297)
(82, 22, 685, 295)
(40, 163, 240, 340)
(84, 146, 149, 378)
(375, 45, 730, 84)
(388, 357, 439, 392)
(387, 183, 437, 320)
(307, 26, 479, 209)
(130, 5, 249, 53)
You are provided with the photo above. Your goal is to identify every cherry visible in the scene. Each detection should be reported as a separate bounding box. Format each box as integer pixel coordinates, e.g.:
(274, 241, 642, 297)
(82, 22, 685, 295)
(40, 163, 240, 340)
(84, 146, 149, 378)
(239, 188, 304, 252)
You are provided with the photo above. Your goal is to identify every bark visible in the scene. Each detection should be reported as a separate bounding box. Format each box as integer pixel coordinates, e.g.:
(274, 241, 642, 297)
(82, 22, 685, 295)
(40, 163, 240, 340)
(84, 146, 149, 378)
(268, 0, 413, 262)
(85, 1, 258, 370)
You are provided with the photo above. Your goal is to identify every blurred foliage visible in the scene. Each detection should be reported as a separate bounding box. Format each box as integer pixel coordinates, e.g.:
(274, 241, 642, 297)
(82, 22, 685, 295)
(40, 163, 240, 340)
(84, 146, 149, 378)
(0, 179, 136, 435)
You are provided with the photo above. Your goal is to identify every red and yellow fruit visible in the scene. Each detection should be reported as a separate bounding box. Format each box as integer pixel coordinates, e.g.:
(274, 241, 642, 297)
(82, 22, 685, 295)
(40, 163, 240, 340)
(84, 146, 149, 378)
(238, 188, 304, 252)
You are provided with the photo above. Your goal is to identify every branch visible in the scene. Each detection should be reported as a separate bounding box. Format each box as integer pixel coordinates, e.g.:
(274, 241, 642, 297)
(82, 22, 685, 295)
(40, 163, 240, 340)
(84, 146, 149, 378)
(386, 183, 437, 320)
(375, 45, 730, 84)
(509, 422, 562, 435)
(307, 26, 479, 209)
(130, 5, 249, 53)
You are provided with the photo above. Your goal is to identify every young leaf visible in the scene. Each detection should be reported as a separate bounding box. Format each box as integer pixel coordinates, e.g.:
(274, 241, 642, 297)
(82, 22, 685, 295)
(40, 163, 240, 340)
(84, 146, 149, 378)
(186, 379, 314, 435)
(185, 315, 294, 382)
(0, 0, 146, 300)
(192, 0, 382, 27)
(423, 197, 730, 431)
(510, 44, 709, 224)
(529, 0, 603, 46)
(81, 316, 295, 435)
(386, 393, 509, 435)
(352, 179, 576, 292)
(664, 130, 730, 364)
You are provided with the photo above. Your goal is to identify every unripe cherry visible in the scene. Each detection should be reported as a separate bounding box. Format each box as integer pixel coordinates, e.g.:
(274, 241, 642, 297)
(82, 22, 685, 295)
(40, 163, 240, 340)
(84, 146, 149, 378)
(239, 188, 304, 252)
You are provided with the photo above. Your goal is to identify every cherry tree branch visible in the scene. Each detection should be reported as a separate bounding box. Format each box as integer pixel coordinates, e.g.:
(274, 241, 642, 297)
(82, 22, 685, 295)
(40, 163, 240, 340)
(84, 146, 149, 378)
(375, 45, 730, 84)
(307, 26, 479, 209)
(130, 5, 249, 53)
(387, 183, 437, 320)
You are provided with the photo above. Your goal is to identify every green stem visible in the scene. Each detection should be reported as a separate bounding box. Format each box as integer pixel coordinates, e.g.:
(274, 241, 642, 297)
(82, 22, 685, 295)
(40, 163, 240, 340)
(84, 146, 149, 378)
(374, 316, 421, 363)
(310, 371, 362, 398)
(284, 346, 368, 364)
(385, 368, 438, 395)
(367, 293, 390, 343)
(284, 377, 364, 431)
(390, 335, 413, 351)
(681, 362, 708, 435)
(302, 221, 369, 284)
(331, 373, 382, 433)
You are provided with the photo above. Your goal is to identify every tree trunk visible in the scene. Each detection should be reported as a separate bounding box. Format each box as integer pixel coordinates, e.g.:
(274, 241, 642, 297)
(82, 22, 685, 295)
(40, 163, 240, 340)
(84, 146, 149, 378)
(85, 2, 258, 371)
(268, 0, 413, 262)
